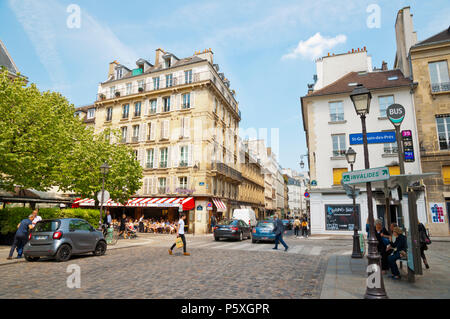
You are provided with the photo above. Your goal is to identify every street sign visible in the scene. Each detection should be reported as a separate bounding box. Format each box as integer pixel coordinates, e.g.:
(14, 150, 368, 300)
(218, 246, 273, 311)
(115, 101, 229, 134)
(97, 190, 110, 203)
(402, 130, 415, 162)
(304, 191, 310, 198)
(349, 131, 396, 145)
(311, 180, 317, 186)
(387, 104, 405, 126)
(342, 167, 390, 185)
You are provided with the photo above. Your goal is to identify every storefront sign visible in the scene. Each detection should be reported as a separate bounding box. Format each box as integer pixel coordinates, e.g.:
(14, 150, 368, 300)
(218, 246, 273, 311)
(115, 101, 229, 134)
(402, 130, 415, 162)
(342, 167, 390, 185)
(430, 203, 445, 223)
(349, 131, 396, 145)
(325, 204, 361, 231)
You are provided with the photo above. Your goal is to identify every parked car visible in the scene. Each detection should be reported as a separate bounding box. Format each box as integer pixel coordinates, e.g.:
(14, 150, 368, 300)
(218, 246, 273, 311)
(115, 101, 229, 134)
(252, 220, 276, 243)
(232, 209, 257, 227)
(214, 219, 252, 241)
(23, 218, 107, 262)
(282, 219, 292, 230)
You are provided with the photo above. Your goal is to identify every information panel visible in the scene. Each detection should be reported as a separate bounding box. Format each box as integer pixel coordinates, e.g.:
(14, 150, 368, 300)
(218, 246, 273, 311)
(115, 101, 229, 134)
(325, 204, 361, 231)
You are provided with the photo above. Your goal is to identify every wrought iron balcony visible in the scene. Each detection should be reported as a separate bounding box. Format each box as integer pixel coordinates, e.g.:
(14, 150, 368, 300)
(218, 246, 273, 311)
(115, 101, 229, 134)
(431, 82, 450, 93)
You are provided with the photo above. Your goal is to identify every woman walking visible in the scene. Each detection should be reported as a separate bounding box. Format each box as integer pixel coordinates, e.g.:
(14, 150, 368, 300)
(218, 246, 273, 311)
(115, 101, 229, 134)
(418, 223, 431, 269)
(293, 217, 301, 238)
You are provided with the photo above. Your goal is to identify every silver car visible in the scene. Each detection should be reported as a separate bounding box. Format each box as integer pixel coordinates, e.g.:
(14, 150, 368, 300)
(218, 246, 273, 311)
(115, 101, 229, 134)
(24, 218, 107, 262)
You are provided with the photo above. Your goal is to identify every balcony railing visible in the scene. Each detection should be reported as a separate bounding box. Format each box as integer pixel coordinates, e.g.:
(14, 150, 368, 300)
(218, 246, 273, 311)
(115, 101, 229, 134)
(97, 70, 239, 116)
(131, 136, 139, 143)
(211, 161, 242, 182)
(159, 162, 167, 168)
(431, 82, 450, 93)
(146, 162, 153, 169)
(158, 187, 166, 194)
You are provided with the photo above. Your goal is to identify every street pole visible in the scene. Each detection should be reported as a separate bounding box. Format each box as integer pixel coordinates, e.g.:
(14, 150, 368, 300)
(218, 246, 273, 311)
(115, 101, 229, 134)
(395, 126, 405, 175)
(361, 114, 388, 299)
(351, 163, 363, 259)
(99, 175, 105, 230)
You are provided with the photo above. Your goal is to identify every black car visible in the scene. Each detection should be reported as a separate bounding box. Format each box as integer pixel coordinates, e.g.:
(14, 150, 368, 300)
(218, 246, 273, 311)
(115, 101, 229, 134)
(214, 219, 252, 241)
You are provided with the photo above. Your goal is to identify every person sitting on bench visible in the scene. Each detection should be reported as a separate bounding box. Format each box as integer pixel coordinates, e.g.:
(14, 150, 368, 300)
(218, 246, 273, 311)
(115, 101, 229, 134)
(387, 227, 407, 280)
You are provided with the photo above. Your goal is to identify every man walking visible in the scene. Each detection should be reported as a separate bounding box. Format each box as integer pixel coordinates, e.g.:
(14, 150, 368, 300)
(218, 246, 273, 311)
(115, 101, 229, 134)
(169, 213, 190, 256)
(293, 217, 301, 238)
(272, 214, 289, 251)
(210, 214, 216, 234)
(7, 214, 34, 260)
(301, 218, 309, 238)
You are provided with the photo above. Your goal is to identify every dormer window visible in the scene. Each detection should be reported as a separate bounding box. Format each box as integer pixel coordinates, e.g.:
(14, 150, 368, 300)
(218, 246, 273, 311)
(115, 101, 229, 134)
(87, 108, 95, 119)
(164, 58, 171, 68)
(116, 68, 123, 80)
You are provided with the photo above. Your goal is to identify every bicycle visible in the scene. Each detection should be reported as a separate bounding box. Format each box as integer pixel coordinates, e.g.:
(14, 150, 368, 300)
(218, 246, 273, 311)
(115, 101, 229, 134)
(104, 224, 120, 245)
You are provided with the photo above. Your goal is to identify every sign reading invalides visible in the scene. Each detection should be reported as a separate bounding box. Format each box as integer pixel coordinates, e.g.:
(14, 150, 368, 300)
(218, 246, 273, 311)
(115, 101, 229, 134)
(325, 205, 361, 231)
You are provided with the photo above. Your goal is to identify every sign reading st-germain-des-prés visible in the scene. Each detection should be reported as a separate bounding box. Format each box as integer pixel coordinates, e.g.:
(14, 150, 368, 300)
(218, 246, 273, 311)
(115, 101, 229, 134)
(349, 131, 396, 145)
(342, 167, 390, 185)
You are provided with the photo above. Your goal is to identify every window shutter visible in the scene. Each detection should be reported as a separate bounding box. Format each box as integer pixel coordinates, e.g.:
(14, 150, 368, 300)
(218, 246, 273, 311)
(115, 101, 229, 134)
(144, 99, 149, 116)
(153, 148, 158, 169)
(173, 144, 179, 167)
(127, 125, 131, 143)
(167, 146, 172, 168)
(151, 122, 156, 140)
(165, 120, 170, 139)
(139, 149, 145, 168)
(157, 97, 162, 113)
(184, 117, 190, 138)
(191, 91, 195, 108)
(188, 144, 193, 166)
(140, 123, 146, 142)
(173, 176, 177, 193)
(143, 178, 148, 195)
(187, 176, 191, 190)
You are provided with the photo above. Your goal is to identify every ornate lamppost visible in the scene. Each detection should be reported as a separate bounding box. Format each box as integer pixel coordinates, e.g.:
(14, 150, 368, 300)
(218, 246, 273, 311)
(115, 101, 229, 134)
(345, 147, 363, 258)
(350, 84, 388, 299)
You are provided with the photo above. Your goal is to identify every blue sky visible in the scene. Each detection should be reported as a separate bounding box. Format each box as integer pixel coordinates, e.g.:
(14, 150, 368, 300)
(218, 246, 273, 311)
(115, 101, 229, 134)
(1, 0, 449, 171)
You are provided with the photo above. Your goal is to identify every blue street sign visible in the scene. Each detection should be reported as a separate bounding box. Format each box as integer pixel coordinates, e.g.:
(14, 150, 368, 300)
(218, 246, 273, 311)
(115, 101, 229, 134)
(349, 131, 396, 145)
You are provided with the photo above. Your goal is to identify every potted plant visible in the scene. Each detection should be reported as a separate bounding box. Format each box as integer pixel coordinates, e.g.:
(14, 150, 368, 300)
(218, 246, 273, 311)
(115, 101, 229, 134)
(138, 87, 144, 93)
(115, 91, 120, 97)
(99, 93, 105, 101)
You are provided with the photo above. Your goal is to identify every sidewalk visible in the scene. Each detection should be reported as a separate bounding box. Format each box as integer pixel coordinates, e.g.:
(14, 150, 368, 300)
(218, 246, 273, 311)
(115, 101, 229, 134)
(321, 242, 450, 299)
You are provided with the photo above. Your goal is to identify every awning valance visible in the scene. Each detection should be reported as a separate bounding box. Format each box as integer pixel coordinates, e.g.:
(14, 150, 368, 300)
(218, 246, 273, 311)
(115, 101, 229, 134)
(73, 197, 195, 211)
(212, 198, 227, 212)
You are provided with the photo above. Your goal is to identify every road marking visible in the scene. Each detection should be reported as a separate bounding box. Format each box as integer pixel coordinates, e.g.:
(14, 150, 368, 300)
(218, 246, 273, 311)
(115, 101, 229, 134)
(229, 243, 253, 250)
(287, 245, 304, 254)
(309, 246, 322, 256)
(213, 242, 240, 249)
(192, 242, 219, 249)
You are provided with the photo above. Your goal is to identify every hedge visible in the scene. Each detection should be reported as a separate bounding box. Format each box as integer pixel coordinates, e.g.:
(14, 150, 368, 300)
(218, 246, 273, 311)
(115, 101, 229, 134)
(0, 207, 100, 235)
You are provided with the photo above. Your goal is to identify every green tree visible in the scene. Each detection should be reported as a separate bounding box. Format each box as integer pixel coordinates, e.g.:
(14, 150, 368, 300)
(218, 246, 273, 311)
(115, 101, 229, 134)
(0, 69, 84, 191)
(57, 128, 143, 205)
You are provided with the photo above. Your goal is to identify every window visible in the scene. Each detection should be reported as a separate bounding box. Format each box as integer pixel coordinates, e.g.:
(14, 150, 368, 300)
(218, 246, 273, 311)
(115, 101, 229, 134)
(214, 98, 218, 113)
(160, 148, 168, 168)
(161, 120, 169, 139)
(332, 134, 346, 157)
(383, 130, 397, 154)
(153, 77, 160, 90)
(122, 104, 129, 119)
(164, 58, 171, 68)
(110, 86, 115, 98)
(148, 122, 155, 140)
(182, 93, 190, 109)
(166, 74, 173, 88)
(126, 83, 132, 95)
(429, 61, 450, 93)
(146, 149, 154, 168)
(179, 177, 188, 189)
(138, 80, 144, 91)
(106, 107, 112, 121)
(116, 68, 123, 80)
(158, 178, 166, 193)
(180, 146, 188, 166)
(132, 125, 140, 142)
(388, 166, 400, 176)
(134, 102, 141, 117)
(436, 115, 450, 150)
(185, 70, 192, 84)
(442, 166, 450, 185)
(133, 150, 138, 160)
(121, 127, 127, 143)
(329, 101, 344, 122)
(87, 108, 95, 119)
(163, 97, 171, 112)
(150, 99, 157, 114)
(378, 95, 394, 118)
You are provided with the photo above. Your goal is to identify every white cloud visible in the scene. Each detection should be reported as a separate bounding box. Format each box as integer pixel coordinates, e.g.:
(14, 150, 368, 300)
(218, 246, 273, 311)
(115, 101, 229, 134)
(282, 32, 347, 60)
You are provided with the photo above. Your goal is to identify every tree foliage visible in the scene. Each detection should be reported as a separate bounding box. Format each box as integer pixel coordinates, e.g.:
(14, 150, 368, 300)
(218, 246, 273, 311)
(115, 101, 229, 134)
(0, 69, 143, 202)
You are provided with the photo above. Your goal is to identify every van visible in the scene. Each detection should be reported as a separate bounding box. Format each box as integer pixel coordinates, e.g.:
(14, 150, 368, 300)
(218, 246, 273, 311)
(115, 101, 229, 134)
(232, 209, 257, 227)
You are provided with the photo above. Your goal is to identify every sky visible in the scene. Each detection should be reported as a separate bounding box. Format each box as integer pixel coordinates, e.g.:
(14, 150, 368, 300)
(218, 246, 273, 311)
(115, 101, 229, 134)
(1, 0, 449, 171)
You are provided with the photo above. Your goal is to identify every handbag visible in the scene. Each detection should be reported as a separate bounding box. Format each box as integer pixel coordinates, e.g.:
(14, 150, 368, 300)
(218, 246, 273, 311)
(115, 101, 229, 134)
(175, 236, 184, 248)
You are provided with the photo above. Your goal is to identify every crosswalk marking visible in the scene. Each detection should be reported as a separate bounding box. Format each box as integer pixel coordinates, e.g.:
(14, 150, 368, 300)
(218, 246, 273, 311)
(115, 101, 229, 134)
(287, 245, 304, 254)
(229, 243, 253, 250)
(191, 242, 219, 249)
(247, 244, 271, 251)
(213, 242, 240, 249)
(310, 246, 322, 256)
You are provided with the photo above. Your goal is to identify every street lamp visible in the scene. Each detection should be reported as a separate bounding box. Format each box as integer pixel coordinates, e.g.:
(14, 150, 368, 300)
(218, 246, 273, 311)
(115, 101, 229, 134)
(350, 84, 387, 299)
(99, 162, 110, 230)
(345, 147, 362, 259)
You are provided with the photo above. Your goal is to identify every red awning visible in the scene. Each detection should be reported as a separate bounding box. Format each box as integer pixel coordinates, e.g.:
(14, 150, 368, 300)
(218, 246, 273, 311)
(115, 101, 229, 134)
(212, 198, 227, 212)
(73, 197, 195, 211)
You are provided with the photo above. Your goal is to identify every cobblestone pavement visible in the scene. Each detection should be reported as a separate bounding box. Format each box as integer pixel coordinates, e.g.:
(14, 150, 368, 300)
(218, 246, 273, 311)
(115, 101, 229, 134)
(0, 232, 353, 299)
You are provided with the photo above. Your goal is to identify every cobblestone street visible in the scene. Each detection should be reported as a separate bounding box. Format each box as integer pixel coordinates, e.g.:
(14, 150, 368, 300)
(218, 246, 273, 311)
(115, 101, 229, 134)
(0, 233, 352, 299)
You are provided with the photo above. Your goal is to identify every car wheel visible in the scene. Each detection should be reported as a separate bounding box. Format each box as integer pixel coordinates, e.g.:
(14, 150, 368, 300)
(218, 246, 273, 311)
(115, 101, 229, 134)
(25, 255, 40, 262)
(55, 244, 72, 262)
(94, 241, 107, 256)
(239, 232, 243, 241)
(214, 237, 220, 241)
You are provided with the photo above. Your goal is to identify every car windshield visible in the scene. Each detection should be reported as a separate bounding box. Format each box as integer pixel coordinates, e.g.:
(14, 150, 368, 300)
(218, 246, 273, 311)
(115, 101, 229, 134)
(257, 222, 274, 229)
(34, 220, 60, 232)
(218, 220, 239, 226)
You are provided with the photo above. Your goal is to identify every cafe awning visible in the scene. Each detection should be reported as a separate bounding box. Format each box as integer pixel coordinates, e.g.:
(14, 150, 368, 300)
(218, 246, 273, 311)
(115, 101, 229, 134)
(212, 198, 227, 212)
(73, 197, 195, 211)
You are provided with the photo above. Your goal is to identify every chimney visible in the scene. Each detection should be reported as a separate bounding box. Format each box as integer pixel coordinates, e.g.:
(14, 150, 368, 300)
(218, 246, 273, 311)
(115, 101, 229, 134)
(155, 48, 165, 67)
(108, 60, 119, 79)
(194, 48, 214, 64)
(381, 61, 388, 70)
